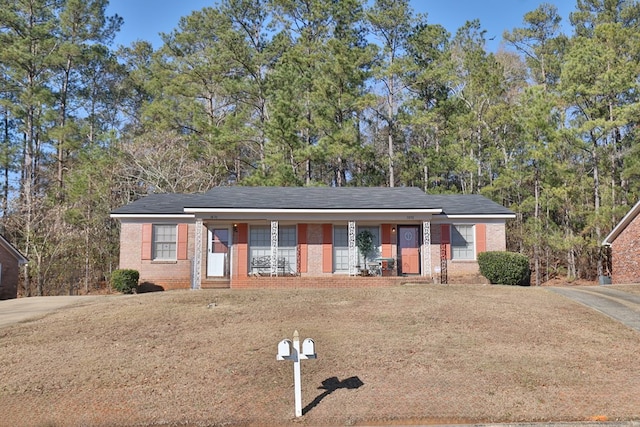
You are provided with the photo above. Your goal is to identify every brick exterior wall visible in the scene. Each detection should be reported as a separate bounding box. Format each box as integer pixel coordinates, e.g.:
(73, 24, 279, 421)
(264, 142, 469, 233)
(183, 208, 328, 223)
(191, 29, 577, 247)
(486, 223, 507, 251)
(0, 247, 23, 300)
(118, 222, 194, 291)
(429, 222, 506, 280)
(307, 224, 328, 275)
(611, 213, 640, 284)
(117, 220, 509, 291)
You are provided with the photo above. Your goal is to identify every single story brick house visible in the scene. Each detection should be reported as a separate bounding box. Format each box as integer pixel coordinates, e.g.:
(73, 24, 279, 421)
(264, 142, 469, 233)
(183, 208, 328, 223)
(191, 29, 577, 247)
(110, 187, 515, 289)
(602, 200, 640, 284)
(0, 234, 28, 300)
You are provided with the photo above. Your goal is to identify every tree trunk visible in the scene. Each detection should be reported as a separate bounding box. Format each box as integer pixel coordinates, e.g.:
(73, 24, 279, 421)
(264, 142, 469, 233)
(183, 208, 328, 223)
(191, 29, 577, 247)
(57, 57, 72, 194)
(533, 164, 540, 286)
(387, 97, 394, 187)
(592, 136, 603, 278)
(2, 109, 9, 215)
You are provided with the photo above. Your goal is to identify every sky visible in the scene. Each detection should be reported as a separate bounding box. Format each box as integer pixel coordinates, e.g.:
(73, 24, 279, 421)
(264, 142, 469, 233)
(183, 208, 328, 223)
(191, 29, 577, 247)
(105, 0, 576, 52)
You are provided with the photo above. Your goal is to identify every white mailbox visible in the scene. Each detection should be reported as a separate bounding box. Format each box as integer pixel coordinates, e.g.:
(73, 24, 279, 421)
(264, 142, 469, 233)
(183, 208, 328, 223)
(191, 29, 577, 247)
(277, 330, 317, 417)
(302, 338, 316, 358)
(277, 339, 292, 359)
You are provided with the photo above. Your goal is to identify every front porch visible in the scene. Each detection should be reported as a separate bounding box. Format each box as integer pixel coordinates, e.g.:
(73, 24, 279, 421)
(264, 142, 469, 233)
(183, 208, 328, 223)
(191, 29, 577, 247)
(191, 219, 435, 289)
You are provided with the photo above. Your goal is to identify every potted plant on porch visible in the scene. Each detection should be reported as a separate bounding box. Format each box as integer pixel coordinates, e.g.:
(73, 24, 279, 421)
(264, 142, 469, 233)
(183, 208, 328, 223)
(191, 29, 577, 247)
(356, 230, 375, 276)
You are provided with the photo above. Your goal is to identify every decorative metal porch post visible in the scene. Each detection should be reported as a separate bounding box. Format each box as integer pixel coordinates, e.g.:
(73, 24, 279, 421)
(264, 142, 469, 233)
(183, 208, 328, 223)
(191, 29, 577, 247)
(270, 220, 279, 276)
(192, 218, 203, 289)
(348, 221, 357, 276)
(422, 220, 431, 278)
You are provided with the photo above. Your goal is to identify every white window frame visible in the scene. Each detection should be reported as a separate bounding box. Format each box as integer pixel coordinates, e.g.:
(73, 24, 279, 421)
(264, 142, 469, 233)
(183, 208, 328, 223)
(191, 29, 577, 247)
(278, 225, 297, 274)
(451, 224, 475, 260)
(249, 226, 270, 273)
(333, 226, 350, 273)
(153, 224, 177, 260)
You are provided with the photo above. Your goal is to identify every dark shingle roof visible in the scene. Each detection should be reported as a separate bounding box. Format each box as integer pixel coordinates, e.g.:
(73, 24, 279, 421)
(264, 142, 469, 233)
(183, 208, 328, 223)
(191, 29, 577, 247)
(111, 187, 514, 217)
(190, 187, 433, 210)
(111, 193, 200, 215)
(422, 194, 514, 216)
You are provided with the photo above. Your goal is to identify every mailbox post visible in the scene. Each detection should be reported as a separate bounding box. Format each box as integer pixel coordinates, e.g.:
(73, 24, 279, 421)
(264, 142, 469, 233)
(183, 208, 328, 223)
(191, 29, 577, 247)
(277, 330, 316, 417)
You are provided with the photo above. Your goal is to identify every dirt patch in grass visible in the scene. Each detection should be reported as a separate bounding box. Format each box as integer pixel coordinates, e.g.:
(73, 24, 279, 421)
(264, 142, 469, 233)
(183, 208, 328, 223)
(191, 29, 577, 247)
(1, 284, 639, 426)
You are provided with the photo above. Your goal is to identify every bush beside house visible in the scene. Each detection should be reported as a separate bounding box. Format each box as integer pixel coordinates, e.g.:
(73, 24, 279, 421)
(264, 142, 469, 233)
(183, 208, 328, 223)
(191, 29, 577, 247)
(111, 269, 140, 294)
(478, 251, 530, 286)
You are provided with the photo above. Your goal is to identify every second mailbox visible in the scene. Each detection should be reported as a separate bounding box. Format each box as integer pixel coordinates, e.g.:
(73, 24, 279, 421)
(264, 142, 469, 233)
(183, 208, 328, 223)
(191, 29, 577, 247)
(302, 338, 316, 358)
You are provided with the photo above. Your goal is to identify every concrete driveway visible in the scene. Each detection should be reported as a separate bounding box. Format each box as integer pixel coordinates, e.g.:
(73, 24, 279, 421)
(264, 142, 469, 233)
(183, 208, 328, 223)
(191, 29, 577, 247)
(0, 295, 106, 328)
(549, 286, 640, 332)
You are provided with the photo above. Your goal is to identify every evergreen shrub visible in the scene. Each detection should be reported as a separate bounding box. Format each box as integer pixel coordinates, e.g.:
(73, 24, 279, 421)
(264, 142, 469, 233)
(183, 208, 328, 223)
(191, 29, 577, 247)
(478, 251, 530, 286)
(111, 269, 140, 294)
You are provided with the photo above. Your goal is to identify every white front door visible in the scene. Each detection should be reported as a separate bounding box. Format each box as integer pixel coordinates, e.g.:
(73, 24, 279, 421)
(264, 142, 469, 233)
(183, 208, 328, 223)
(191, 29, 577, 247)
(207, 228, 230, 277)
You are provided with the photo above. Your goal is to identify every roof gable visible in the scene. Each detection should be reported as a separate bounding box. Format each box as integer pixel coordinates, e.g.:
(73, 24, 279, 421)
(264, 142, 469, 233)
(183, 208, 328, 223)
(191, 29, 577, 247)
(602, 200, 640, 246)
(0, 235, 28, 264)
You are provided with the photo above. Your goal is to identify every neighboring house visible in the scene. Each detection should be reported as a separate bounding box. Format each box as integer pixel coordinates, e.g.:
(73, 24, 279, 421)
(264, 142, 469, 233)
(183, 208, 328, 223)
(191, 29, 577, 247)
(602, 200, 640, 284)
(0, 235, 28, 300)
(110, 187, 515, 290)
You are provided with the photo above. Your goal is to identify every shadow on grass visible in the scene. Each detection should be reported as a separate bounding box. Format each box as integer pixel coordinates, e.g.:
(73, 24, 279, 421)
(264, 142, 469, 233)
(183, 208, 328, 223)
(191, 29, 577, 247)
(303, 376, 364, 415)
(136, 282, 165, 293)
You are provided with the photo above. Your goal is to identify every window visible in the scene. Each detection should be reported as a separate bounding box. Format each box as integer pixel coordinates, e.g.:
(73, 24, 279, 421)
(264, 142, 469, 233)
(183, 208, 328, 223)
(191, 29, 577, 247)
(333, 226, 349, 273)
(278, 226, 297, 274)
(153, 224, 177, 260)
(249, 225, 297, 274)
(249, 226, 270, 274)
(451, 224, 474, 260)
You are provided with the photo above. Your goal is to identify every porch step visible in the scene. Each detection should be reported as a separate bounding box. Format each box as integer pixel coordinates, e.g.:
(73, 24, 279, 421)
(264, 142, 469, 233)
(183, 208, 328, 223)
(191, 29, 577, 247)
(201, 279, 230, 289)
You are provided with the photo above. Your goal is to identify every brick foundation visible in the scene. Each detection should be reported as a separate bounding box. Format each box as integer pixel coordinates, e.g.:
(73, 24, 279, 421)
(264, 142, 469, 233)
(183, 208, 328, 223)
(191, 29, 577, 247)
(231, 275, 434, 289)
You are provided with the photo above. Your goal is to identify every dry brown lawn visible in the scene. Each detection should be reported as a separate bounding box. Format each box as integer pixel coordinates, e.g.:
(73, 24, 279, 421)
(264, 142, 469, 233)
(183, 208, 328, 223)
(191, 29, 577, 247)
(1, 283, 640, 427)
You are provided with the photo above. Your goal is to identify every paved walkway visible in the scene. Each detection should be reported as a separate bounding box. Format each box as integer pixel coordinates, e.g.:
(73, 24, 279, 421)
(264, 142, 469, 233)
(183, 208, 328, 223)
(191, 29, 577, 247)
(0, 295, 106, 328)
(549, 286, 640, 332)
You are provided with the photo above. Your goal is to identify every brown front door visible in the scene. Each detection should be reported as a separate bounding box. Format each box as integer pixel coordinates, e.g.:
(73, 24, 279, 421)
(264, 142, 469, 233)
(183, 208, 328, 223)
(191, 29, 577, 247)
(398, 226, 420, 275)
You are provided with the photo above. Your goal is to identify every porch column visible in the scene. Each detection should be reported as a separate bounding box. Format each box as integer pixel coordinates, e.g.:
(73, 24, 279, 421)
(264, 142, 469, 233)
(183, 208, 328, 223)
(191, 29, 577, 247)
(192, 218, 203, 289)
(422, 220, 431, 277)
(348, 220, 357, 276)
(271, 220, 279, 276)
